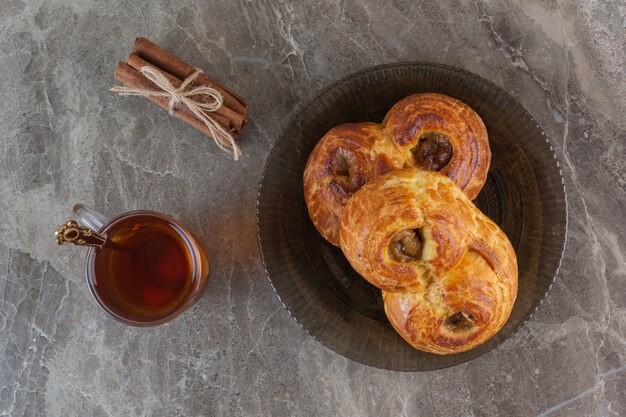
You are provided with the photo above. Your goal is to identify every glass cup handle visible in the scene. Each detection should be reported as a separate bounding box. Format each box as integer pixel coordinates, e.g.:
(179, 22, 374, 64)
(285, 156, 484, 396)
(73, 204, 109, 231)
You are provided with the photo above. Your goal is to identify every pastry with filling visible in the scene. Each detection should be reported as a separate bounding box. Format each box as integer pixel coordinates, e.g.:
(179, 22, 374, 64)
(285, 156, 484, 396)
(340, 168, 518, 355)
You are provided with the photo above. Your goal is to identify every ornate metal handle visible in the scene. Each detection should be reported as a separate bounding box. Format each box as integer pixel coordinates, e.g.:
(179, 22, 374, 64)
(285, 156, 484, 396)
(55, 220, 106, 248)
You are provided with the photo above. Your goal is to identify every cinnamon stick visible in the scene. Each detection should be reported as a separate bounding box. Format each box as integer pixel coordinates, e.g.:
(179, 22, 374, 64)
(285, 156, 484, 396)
(126, 53, 245, 133)
(114, 62, 232, 138)
(132, 37, 248, 116)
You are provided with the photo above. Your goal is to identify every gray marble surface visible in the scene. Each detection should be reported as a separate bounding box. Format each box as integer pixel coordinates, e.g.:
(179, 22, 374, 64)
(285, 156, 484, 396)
(1, 0, 625, 416)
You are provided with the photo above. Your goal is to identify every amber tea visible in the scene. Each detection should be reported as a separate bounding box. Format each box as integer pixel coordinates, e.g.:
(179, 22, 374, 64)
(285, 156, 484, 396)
(83, 211, 208, 325)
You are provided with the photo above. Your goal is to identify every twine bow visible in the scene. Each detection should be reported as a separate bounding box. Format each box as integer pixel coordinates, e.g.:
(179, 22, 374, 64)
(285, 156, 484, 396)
(111, 67, 241, 160)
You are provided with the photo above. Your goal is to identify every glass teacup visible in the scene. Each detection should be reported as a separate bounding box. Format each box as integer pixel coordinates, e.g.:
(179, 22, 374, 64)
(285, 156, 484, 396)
(57, 204, 209, 326)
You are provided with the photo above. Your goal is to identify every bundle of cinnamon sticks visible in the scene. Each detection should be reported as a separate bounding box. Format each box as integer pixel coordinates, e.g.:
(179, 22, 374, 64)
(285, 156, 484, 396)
(114, 37, 248, 153)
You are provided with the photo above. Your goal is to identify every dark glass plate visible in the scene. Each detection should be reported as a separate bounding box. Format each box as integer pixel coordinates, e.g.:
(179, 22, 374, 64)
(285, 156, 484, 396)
(256, 63, 567, 371)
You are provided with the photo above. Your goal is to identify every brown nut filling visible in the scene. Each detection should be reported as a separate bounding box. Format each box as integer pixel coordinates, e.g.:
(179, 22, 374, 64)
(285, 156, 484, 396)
(332, 151, 351, 179)
(445, 312, 474, 331)
(388, 229, 423, 262)
(329, 151, 354, 197)
(411, 132, 453, 171)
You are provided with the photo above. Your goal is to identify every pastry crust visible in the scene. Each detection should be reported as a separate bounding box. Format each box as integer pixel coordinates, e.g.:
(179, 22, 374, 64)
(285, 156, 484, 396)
(303, 123, 404, 245)
(384, 93, 490, 199)
(304, 93, 489, 246)
(340, 168, 517, 354)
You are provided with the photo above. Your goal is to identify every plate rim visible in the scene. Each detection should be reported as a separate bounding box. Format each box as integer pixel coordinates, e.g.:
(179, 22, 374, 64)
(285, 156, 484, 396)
(256, 61, 569, 371)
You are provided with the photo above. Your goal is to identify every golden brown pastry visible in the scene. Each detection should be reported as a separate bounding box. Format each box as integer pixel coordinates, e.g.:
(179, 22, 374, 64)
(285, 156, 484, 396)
(304, 93, 490, 246)
(384, 93, 490, 200)
(303, 123, 404, 245)
(339, 168, 517, 354)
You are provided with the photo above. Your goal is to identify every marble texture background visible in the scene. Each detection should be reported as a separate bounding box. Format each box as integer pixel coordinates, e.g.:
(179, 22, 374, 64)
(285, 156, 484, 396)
(1, 0, 625, 416)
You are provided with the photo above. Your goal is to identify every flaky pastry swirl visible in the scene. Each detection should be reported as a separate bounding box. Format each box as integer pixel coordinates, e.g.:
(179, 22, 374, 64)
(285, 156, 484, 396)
(304, 93, 490, 246)
(339, 168, 517, 354)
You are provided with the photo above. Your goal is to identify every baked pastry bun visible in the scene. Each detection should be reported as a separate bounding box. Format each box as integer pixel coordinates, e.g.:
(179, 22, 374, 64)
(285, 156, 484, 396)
(303, 123, 404, 245)
(304, 93, 489, 246)
(339, 168, 517, 354)
(384, 93, 490, 200)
